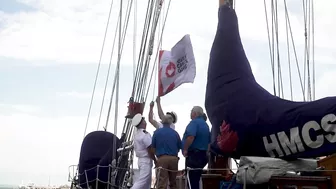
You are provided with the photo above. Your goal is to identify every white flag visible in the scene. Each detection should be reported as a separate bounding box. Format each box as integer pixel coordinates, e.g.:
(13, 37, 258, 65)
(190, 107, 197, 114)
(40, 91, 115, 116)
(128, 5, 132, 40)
(158, 34, 196, 96)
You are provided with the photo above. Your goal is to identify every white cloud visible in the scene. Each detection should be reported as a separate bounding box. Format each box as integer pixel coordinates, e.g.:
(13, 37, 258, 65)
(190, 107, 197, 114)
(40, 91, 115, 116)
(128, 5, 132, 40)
(56, 91, 104, 99)
(0, 0, 136, 64)
(315, 70, 336, 99)
(315, 54, 336, 65)
(1, 0, 334, 66)
(0, 113, 84, 185)
(11, 104, 40, 113)
(0, 0, 216, 66)
(249, 61, 259, 75)
(312, 0, 336, 50)
(0, 103, 40, 113)
(236, 0, 336, 51)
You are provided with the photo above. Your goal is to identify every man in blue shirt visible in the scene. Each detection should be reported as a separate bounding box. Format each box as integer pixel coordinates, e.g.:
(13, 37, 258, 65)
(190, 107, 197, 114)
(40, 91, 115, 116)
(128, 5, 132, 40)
(182, 106, 210, 189)
(152, 114, 182, 189)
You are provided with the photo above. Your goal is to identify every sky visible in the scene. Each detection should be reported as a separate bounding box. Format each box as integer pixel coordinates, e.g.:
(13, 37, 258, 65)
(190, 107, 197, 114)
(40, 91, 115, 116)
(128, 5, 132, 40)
(1, 0, 336, 186)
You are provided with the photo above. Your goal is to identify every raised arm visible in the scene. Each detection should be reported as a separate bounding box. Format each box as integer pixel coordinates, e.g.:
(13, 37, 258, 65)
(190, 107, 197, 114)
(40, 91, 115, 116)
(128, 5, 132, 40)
(148, 101, 160, 129)
(156, 96, 165, 120)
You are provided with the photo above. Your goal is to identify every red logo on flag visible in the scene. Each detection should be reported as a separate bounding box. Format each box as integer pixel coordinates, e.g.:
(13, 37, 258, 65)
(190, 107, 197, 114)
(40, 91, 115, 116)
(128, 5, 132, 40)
(165, 62, 176, 78)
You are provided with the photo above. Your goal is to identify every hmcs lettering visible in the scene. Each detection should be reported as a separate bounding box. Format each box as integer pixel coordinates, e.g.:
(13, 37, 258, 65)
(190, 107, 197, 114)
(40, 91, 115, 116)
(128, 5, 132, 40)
(263, 114, 336, 157)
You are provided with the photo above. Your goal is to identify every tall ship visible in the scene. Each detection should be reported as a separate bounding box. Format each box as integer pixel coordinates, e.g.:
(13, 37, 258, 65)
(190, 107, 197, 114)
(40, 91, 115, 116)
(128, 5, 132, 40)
(68, 0, 336, 188)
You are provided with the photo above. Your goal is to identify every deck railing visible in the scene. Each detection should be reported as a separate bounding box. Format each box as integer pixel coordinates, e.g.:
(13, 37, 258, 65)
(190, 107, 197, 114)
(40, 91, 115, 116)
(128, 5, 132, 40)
(68, 163, 243, 189)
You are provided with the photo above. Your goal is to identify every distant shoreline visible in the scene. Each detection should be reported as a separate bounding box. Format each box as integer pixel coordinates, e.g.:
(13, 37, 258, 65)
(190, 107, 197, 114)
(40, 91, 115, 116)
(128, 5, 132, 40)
(0, 186, 18, 189)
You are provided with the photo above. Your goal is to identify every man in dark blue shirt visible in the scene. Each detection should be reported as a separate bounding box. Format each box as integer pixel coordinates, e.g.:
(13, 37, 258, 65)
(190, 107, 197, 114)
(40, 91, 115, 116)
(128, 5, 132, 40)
(182, 106, 211, 189)
(152, 114, 182, 189)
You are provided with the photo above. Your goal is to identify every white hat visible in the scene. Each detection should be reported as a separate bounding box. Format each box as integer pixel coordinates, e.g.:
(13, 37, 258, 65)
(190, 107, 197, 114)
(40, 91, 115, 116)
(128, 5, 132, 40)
(166, 111, 177, 124)
(131, 113, 144, 127)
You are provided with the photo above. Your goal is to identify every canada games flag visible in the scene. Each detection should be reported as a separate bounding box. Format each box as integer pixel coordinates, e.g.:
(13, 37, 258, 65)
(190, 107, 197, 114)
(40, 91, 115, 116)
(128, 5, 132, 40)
(158, 34, 196, 96)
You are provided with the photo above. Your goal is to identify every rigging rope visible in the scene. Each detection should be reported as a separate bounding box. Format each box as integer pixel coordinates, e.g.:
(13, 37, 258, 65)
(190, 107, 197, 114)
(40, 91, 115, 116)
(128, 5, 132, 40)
(104, 0, 135, 131)
(131, 0, 155, 100)
(263, 0, 277, 96)
(96, 0, 134, 131)
(302, 0, 314, 101)
(101, 0, 171, 133)
(311, 0, 315, 100)
(138, 0, 167, 101)
(83, 0, 115, 138)
(151, 0, 163, 101)
(133, 0, 138, 83)
(284, 3, 293, 100)
(273, 0, 285, 98)
(123, 0, 171, 135)
(112, 3, 173, 182)
(264, 0, 315, 101)
(146, 0, 172, 102)
(76, 0, 172, 185)
(114, 0, 123, 135)
(97, 14, 120, 130)
(132, 0, 167, 103)
(284, 2, 306, 100)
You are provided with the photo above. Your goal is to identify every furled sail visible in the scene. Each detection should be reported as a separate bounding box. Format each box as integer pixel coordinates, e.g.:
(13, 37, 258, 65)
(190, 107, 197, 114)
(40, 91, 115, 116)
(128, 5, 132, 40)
(78, 131, 119, 188)
(205, 4, 336, 159)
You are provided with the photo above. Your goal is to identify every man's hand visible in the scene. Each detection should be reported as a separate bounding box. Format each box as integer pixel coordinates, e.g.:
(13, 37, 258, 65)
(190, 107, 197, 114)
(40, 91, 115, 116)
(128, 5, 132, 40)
(150, 101, 154, 108)
(183, 149, 188, 157)
(156, 96, 161, 104)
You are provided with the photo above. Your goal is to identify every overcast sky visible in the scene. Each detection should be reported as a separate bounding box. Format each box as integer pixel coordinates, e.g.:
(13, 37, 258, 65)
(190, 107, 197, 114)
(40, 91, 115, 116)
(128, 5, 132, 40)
(1, 0, 336, 186)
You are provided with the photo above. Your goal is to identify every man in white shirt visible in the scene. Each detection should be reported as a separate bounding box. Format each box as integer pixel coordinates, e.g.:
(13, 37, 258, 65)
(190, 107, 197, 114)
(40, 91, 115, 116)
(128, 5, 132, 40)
(148, 96, 177, 130)
(131, 113, 157, 189)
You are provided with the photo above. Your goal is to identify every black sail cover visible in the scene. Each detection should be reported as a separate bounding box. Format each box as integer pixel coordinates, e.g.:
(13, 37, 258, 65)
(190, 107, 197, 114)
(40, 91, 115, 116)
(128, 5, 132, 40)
(78, 131, 119, 188)
(205, 4, 336, 159)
